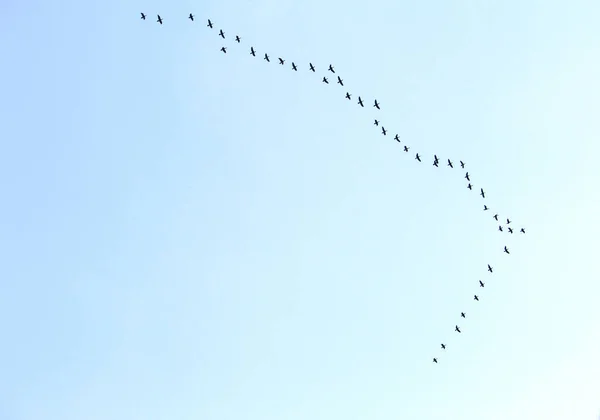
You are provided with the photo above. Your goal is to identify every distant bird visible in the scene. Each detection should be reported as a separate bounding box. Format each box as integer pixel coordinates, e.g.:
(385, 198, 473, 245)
(461, 312, 466, 318)
(207, 19, 213, 28)
(499, 225, 503, 232)
(441, 343, 446, 350)
(404, 146, 410, 152)
(337, 76, 344, 86)
(455, 325, 462, 333)
(487, 264, 493, 273)
(381, 127, 387, 135)
(322, 77, 329, 84)
(479, 280, 485, 287)
(480, 188, 486, 198)
(157, 14, 163, 24)
(219, 29, 225, 38)
(434, 154, 439, 163)
(474, 295, 480, 301)
(328, 64, 335, 73)
(292, 62, 297, 71)
(309, 63, 316, 72)
(520, 228, 526, 234)
(506, 218, 511, 224)
(394, 134, 400, 142)
(278, 57, 285, 65)
(467, 183, 472, 190)
(447, 159, 453, 168)
(465, 172, 470, 181)
(494, 214, 499, 221)
(415, 153, 421, 162)
(140, 12, 146, 20)
(264, 53, 270, 62)
(484, 205, 489, 211)
(235, 35, 241, 43)
(374, 99, 381, 109)
(374, 119, 379, 126)
(433, 358, 438, 363)
(250, 47, 256, 56)
(220, 47, 227, 53)
(188, 13, 194, 21)
(358, 96, 364, 107)
(508, 227, 514, 234)
(433, 160, 439, 167)
(504, 246, 510, 254)
(345, 92, 351, 100)
(460, 160, 465, 169)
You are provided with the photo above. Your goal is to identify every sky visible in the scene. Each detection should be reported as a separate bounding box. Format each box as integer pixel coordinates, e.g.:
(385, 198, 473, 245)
(1, 0, 599, 419)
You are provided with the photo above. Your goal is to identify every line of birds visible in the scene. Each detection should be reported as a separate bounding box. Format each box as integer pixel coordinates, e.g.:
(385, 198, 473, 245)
(140, 13, 528, 364)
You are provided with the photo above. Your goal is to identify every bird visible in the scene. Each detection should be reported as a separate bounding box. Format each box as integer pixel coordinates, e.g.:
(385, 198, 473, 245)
(461, 312, 466, 318)
(433, 358, 438, 363)
(374, 119, 379, 126)
(520, 228, 526, 234)
(465, 172, 470, 181)
(394, 134, 400, 142)
(250, 47, 256, 56)
(220, 47, 227, 53)
(441, 344, 446, 350)
(484, 205, 489, 211)
(345, 92, 351, 100)
(447, 159, 453, 168)
(309, 63, 316, 72)
(415, 153, 421, 162)
(140, 12, 146, 20)
(460, 160, 465, 168)
(508, 227, 514, 234)
(188, 13, 194, 21)
(381, 127, 387, 135)
(479, 280, 485, 287)
(480, 188, 486, 198)
(433, 160, 439, 167)
(374, 99, 381, 109)
(504, 246, 510, 254)
(337, 76, 344, 86)
(207, 19, 213, 28)
(264, 53, 270, 62)
(156, 14, 163, 24)
(494, 214, 499, 221)
(506, 218, 511, 224)
(487, 264, 493, 273)
(455, 325, 462, 333)
(278, 57, 285, 65)
(322, 77, 329, 84)
(474, 295, 480, 301)
(291, 62, 297, 71)
(235, 35, 241, 43)
(357, 96, 364, 107)
(328, 64, 335, 73)
(219, 29, 225, 38)
(499, 225, 503, 232)
(468, 183, 472, 190)
(404, 146, 410, 152)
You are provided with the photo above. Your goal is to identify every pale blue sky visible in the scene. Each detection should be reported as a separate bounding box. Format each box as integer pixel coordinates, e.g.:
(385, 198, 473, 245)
(1, 1, 599, 419)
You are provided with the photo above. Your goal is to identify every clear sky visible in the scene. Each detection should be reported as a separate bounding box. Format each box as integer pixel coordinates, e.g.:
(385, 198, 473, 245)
(1, 1, 599, 419)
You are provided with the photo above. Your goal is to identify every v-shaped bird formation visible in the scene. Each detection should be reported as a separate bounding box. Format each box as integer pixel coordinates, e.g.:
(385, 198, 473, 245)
(140, 13, 528, 364)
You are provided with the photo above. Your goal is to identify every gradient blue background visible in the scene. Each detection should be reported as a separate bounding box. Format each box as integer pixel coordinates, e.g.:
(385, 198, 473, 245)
(1, 1, 599, 419)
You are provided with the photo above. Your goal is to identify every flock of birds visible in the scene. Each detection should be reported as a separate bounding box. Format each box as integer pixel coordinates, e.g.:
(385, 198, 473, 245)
(140, 12, 527, 364)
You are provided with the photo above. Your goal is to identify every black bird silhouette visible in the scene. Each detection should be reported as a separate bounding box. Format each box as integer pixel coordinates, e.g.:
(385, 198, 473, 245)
(504, 246, 510, 254)
(394, 134, 400, 142)
(328, 64, 335, 73)
(309, 63, 316, 72)
(188, 13, 194, 21)
(207, 19, 213, 28)
(278, 58, 285, 65)
(506, 218, 511, 224)
(381, 127, 387, 135)
(415, 153, 421, 162)
(494, 214, 499, 221)
(465, 172, 470, 181)
(467, 183, 472, 190)
(220, 47, 226, 53)
(219, 29, 225, 38)
(140, 12, 146, 20)
(508, 227, 514, 234)
(291, 62, 297, 71)
(479, 280, 485, 287)
(499, 225, 503, 232)
(455, 325, 461, 333)
(447, 159, 453, 168)
(461, 312, 466, 318)
(157, 14, 163, 24)
(250, 47, 256, 56)
(460, 160, 465, 168)
(337, 76, 344, 86)
(433, 358, 438, 363)
(358, 97, 364, 107)
(433, 160, 439, 167)
(487, 264, 493, 273)
(404, 146, 410, 152)
(520, 228, 526, 234)
(480, 188, 486, 198)
(322, 77, 329, 84)
(374, 119, 379, 126)
(441, 343, 446, 350)
(434, 154, 439, 163)
(345, 92, 351, 100)
(484, 205, 489, 211)
(374, 99, 380, 109)
(235, 35, 241, 43)
(264, 53, 270, 62)
(474, 295, 480, 301)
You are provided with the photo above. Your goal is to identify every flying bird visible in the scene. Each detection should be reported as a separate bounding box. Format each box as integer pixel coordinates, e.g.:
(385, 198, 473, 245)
(520, 228, 526, 234)
(474, 295, 480, 301)
(479, 280, 485, 287)
(337, 76, 344, 86)
(381, 127, 387, 135)
(220, 47, 227, 53)
(484, 205, 489, 211)
(467, 183, 472, 190)
(447, 159, 453, 168)
(504, 246, 510, 254)
(374, 119, 379, 126)
(480, 188, 486, 198)
(394, 134, 400, 142)
(487, 264, 493, 273)
(278, 57, 285, 65)
(345, 92, 351, 100)
(499, 226, 503, 232)
(250, 47, 256, 56)
(207, 19, 213, 28)
(506, 218, 511, 224)
(441, 344, 446, 350)
(219, 29, 225, 38)
(494, 214, 499, 221)
(328, 64, 335, 73)
(433, 160, 439, 167)
(309, 63, 316, 72)
(322, 77, 329, 84)
(433, 358, 438, 363)
(455, 326, 462, 333)
(358, 97, 364, 107)
(415, 153, 421, 162)
(461, 312, 466, 318)
(235, 35, 241, 43)
(264, 53, 270, 62)
(508, 227, 514, 234)
(374, 99, 381, 109)
(291, 62, 297, 71)
(404, 146, 410, 152)
(460, 160, 465, 168)
(157, 14, 163, 24)
(465, 172, 470, 181)
(140, 12, 146, 20)
(188, 13, 194, 21)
